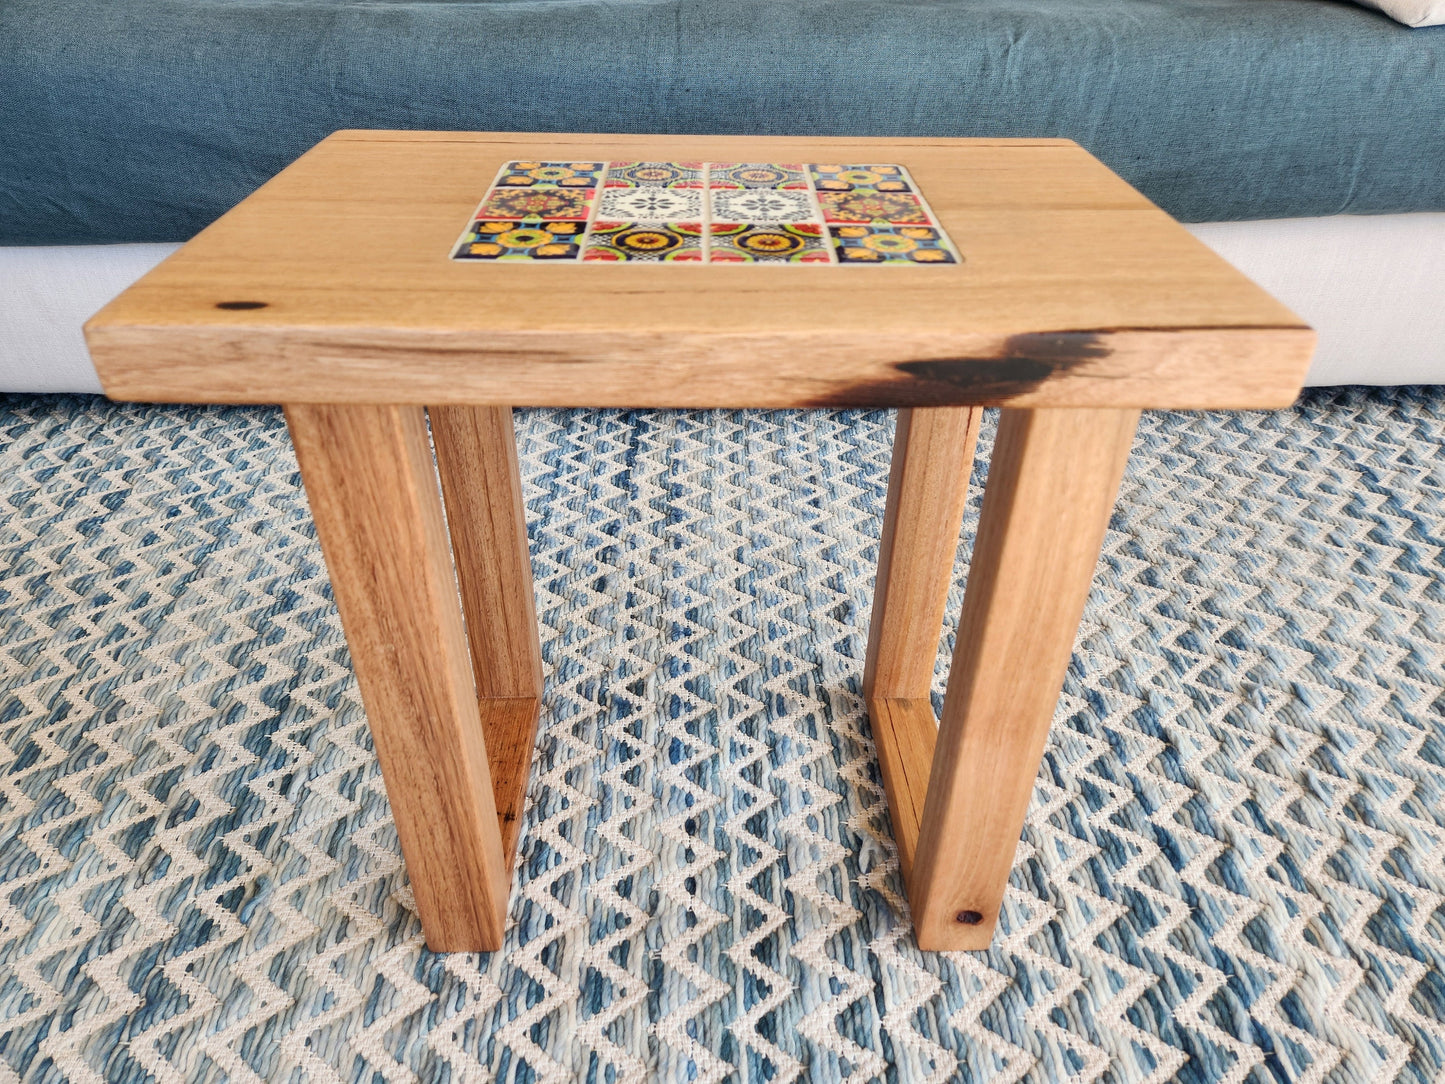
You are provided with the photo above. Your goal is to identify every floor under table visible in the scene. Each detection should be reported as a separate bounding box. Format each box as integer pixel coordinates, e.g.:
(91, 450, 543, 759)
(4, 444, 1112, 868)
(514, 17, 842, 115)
(0, 387, 1441, 1083)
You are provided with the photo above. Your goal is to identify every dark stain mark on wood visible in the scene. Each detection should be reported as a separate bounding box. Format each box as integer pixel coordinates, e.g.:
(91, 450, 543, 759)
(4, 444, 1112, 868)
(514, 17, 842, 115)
(805, 331, 1114, 407)
(215, 301, 268, 310)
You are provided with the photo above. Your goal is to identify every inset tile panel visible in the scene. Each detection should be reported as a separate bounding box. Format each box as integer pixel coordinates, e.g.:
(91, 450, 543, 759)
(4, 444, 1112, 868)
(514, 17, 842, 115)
(829, 224, 959, 264)
(599, 186, 704, 221)
(709, 223, 832, 263)
(817, 190, 930, 225)
(709, 188, 817, 223)
(454, 220, 585, 261)
(582, 222, 705, 262)
(497, 161, 606, 188)
(809, 164, 912, 192)
(451, 160, 961, 263)
(476, 187, 596, 222)
(708, 163, 808, 189)
(605, 162, 705, 188)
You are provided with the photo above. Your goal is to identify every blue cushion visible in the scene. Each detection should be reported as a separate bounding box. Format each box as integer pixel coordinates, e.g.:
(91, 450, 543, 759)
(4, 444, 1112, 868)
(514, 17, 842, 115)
(2, 0, 1441, 244)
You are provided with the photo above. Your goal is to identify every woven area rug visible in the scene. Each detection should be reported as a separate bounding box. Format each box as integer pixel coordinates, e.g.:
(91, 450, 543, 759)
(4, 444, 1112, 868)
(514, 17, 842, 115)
(2, 389, 1444, 1084)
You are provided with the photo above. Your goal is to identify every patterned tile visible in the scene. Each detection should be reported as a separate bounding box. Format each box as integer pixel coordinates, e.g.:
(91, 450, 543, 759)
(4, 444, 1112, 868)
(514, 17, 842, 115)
(708, 162, 808, 189)
(454, 220, 585, 260)
(582, 221, 705, 261)
(829, 224, 959, 264)
(810, 164, 913, 193)
(818, 190, 930, 225)
(496, 161, 606, 188)
(475, 186, 595, 222)
(709, 222, 833, 263)
(452, 160, 959, 263)
(599, 186, 704, 221)
(605, 161, 705, 188)
(709, 188, 817, 223)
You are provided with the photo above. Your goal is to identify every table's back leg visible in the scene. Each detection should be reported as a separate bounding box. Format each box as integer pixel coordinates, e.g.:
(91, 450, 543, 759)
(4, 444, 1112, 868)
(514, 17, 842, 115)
(287, 403, 510, 952)
(909, 407, 1138, 950)
(864, 406, 981, 879)
(430, 405, 544, 873)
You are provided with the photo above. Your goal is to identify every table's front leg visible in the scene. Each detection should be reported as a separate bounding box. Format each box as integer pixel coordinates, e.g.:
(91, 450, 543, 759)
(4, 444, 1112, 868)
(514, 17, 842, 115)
(909, 407, 1138, 950)
(286, 403, 511, 952)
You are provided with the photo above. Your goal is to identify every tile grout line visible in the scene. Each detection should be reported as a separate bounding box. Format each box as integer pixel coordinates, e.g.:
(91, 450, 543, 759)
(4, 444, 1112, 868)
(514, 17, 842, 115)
(577, 159, 611, 262)
(702, 161, 712, 265)
(803, 163, 838, 265)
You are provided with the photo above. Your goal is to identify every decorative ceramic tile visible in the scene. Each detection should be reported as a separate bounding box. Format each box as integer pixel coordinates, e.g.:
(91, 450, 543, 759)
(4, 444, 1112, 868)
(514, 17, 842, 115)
(707, 162, 808, 189)
(708, 188, 817, 223)
(476, 187, 595, 222)
(452, 160, 958, 263)
(582, 221, 705, 261)
(454, 220, 585, 260)
(818, 190, 930, 225)
(496, 161, 606, 188)
(605, 161, 705, 188)
(708, 222, 832, 263)
(829, 224, 959, 264)
(809, 164, 912, 193)
(598, 186, 704, 221)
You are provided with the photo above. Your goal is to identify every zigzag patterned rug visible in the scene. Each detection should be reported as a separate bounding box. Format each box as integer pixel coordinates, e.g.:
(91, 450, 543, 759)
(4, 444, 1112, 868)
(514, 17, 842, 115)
(1, 389, 1443, 1083)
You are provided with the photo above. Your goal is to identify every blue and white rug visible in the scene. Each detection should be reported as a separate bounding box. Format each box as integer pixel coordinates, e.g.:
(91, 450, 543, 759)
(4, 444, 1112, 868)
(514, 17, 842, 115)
(1, 389, 1443, 1083)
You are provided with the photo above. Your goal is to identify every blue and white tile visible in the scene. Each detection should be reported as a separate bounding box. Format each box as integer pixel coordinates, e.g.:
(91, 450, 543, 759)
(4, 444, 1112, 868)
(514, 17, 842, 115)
(598, 185, 705, 221)
(708, 187, 818, 223)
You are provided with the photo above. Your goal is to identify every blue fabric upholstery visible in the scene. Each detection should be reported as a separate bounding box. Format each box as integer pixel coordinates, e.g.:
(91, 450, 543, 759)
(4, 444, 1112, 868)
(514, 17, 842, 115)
(2, 0, 1441, 244)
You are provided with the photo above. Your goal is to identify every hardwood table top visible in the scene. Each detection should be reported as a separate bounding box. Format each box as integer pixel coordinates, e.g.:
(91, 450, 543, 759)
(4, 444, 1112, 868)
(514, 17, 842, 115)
(86, 131, 1313, 409)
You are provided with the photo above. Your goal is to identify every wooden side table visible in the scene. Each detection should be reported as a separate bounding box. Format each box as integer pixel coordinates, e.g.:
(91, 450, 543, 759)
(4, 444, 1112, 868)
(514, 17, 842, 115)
(85, 132, 1314, 951)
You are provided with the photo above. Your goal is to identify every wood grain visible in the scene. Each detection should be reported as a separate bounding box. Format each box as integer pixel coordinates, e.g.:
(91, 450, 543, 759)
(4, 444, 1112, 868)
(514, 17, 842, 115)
(86, 130, 1315, 956)
(430, 405, 543, 699)
(866, 697, 938, 883)
(285, 402, 510, 951)
(908, 407, 1139, 950)
(86, 132, 1314, 409)
(864, 406, 981, 700)
(862, 406, 977, 889)
(88, 325, 1314, 410)
(476, 696, 542, 871)
(429, 405, 543, 876)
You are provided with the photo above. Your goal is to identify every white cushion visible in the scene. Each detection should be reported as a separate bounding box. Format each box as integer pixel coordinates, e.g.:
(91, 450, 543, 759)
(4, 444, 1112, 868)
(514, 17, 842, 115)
(1352, 0, 1445, 27)
(5, 217, 1445, 394)
(0, 244, 175, 394)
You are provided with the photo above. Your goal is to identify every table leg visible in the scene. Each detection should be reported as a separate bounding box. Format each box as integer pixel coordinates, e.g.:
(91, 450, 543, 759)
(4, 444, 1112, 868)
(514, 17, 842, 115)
(430, 406, 543, 871)
(286, 403, 511, 951)
(906, 407, 1139, 950)
(864, 407, 981, 880)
